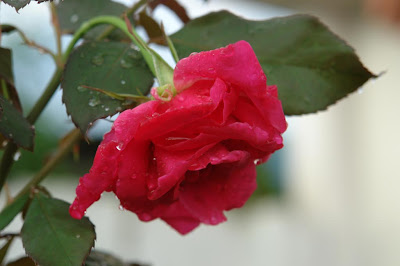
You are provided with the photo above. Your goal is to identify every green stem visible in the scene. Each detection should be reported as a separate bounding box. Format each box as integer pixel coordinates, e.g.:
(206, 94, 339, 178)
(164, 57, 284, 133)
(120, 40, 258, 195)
(64, 16, 166, 77)
(96, 0, 148, 41)
(15, 129, 81, 200)
(50, 2, 63, 65)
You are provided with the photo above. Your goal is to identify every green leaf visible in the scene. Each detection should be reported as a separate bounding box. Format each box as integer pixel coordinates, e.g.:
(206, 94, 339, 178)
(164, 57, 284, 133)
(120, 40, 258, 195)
(138, 10, 165, 45)
(61, 40, 153, 134)
(0, 47, 23, 112)
(149, 0, 190, 24)
(21, 192, 96, 266)
(2, 0, 30, 12)
(0, 48, 13, 85)
(6, 257, 36, 266)
(84, 251, 126, 266)
(2, 0, 50, 12)
(0, 96, 34, 150)
(0, 193, 29, 231)
(171, 11, 376, 115)
(0, 236, 14, 263)
(56, 0, 128, 40)
(85, 251, 150, 266)
(1, 24, 17, 34)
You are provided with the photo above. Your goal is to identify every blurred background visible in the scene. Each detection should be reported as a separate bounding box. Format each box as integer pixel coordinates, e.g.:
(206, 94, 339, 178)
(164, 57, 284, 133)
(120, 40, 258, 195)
(1, 0, 400, 265)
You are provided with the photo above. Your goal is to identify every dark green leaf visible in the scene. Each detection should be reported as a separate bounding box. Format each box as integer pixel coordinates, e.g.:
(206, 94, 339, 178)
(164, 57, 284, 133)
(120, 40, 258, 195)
(0, 96, 34, 150)
(62, 41, 153, 134)
(149, 0, 190, 24)
(56, 0, 128, 40)
(6, 257, 36, 266)
(85, 251, 150, 266)
(0, 47, 23, 112)
(171, 11, 376, 115)
(1, 0, 50, 12)
(1, 24, 17, 34)
(21, 192, 95, 266)
(138, 10, 165, 45)
(0, 236, 14, 263)
(0, 193, 29, 231)
(84, 251, 126, 266)
(2, 0, 31, 12)
(0, 48, 14, 87)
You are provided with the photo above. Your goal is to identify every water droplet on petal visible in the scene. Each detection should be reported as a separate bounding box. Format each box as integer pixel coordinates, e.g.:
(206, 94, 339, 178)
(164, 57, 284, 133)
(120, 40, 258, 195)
(253, 159, 262, 165)
(116, 143, 123, 151)
(141, 213, 152, 221)
(118, 205, 125, 211)
(70, 14, 79, 24)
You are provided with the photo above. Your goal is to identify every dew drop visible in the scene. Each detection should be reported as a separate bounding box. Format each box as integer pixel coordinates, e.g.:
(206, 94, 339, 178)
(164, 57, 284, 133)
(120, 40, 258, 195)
(116, 143, 123, 151)
(120, 59, 133, 69)
(88, 97, 101, 107)
(77, 85, 87, 92)
(104, 107, 110, 111)
(91, 55, 104, 66)
(1, 141, 8, 147)
(141, 213, 152, 221)
(13, 151, 21, 161)
(120, 80, 126, 85)
(189, 52, 198, 56)
(118, 205, 125, 211)
(357, 87, 364, 94)
(70, 14, 79, 24)
(253, 159, 262, 165)
(76, 234, 80, 239)
(130, 44, 140, 51)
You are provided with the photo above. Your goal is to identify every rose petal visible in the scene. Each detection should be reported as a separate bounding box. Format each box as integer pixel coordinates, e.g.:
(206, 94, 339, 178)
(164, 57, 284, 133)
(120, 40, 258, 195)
(180, 157, 256, 225)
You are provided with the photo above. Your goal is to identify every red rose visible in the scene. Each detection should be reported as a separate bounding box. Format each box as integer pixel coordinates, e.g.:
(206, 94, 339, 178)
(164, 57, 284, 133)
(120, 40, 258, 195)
(69, 41, 287, 234)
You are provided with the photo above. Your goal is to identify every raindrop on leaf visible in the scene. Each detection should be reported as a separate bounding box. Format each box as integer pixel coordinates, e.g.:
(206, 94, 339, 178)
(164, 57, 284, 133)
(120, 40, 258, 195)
(91, 55, 104, 66)
(120, 59, 133, 69)
(70, 14, 79, 24)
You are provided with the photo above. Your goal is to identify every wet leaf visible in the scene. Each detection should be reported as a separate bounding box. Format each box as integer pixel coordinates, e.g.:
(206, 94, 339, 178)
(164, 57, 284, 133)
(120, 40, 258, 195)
(171, 11, 376, 115)
(21, 192, 96, 266)
(0, 96, 34, 150)
(56, 0, 129, 40)
(62, 41, 153, 134)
